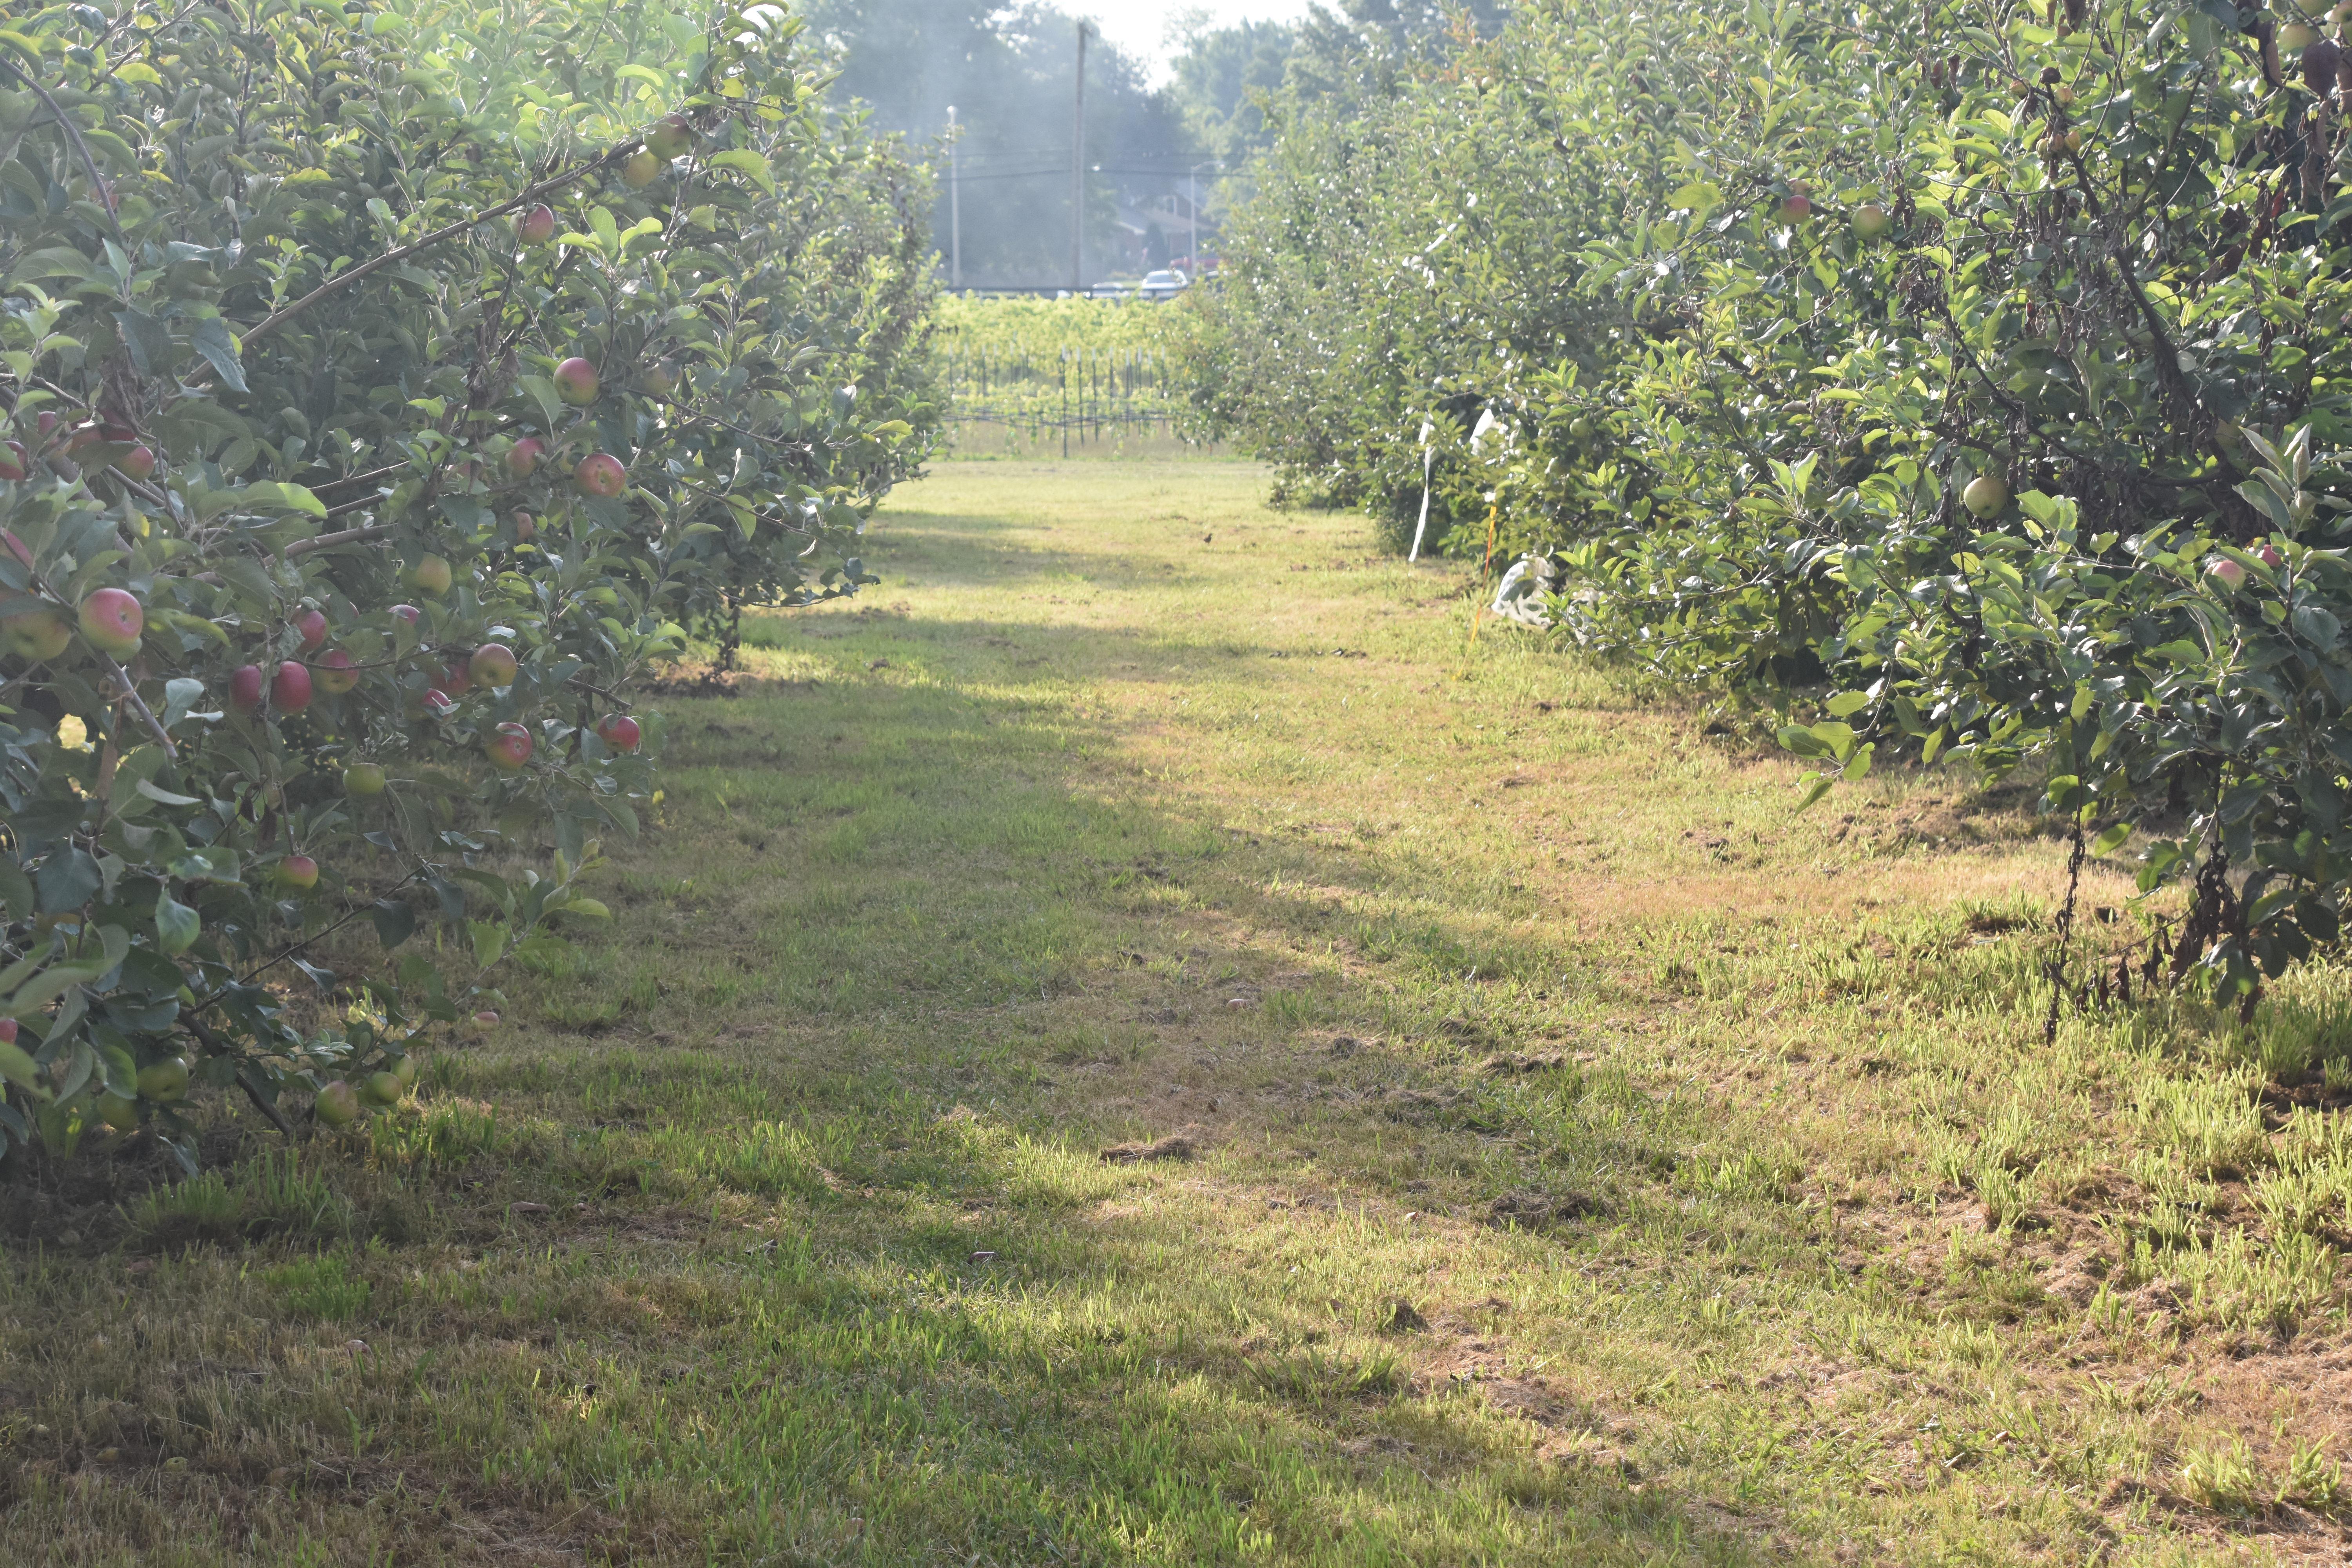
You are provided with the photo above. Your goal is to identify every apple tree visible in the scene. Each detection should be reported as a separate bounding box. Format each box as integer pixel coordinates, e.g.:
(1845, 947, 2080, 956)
(0, 0, 936, 1169)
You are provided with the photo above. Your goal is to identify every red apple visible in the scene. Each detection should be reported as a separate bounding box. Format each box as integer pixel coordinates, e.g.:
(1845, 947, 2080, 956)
(575, 452, 626, 497)
(646, 114, 692, 159)
(507, 437, 547, 478)
(1852, 202, 1892, 241)
(272, 659, 313, 712)
(0, 1018, 14, 1045)
(620, 149, 660, 188)
(407, 555, 453, 595)
(276, 853, 319, 891)
(294, 608, 328, 650)
(78, 587, 142, 655)
(390, 604, 421, 627)
(469, 642, 519, 688)
(484, 721, 534, 770)
(3, 608, 72, 662)
(0, 441, 26, 481)
(314, 648, 359, 695)
(1, 530, 28, 567)
(596, 713, 641, 752)
(515, 204, 557, 245)
(230, 663, 266, 713)
(65, 422, 103, 457)
(553, 358, 600, 405)
(2261, 544, 2286, 569)
(422, 686, 457, 718)
(344, 762, 387, 796)
(114, 444, 155, 480)
(512, 511, 536, 542)
(643, 361, 678, 398)
(2210, 557, 2248, 589)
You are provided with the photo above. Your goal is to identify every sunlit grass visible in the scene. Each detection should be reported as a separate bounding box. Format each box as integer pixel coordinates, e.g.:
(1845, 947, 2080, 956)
(5, 460, 2350, 1563)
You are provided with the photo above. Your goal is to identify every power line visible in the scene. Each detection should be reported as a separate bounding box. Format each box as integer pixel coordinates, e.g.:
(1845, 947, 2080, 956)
(935, 166, 1226, 183)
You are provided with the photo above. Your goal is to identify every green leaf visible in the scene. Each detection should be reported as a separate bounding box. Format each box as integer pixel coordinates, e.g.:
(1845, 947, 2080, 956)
(159, 677, 208, 731)
(1807, 720, 1857, 762)
(560, 897, 611, 919)
(469, 919, 509, 969)
(1794, 774, 1836, 811)
(136, 777, 202, 808)
(1825, 690, 1870, 717)
(189, 317, 247, 392)
(238, 481, 326, 517)
(371, 898, 416, 950)
(154, 893, 200, 955)
(114, 306, 176, 377)
(1777, 724, 1833, 759)
(2092, 822, 2134, 856)
(0, 857, 32, 920)
(517, 374, 562, 434)
(5, 959, 106, 1014)
(0, 1038, 45, 1096)
(708, 148, 776, 193)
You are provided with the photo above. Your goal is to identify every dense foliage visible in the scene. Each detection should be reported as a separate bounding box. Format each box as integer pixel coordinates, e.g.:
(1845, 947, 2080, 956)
(0, 0, 936, 1169)
(1193, 0, 2352, 1009)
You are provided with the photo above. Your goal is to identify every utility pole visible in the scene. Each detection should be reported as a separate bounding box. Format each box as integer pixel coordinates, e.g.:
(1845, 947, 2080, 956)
(947, 105, 961, 290)
(1188, 162, 1211, 275)
(1071, 20, 1088, 294)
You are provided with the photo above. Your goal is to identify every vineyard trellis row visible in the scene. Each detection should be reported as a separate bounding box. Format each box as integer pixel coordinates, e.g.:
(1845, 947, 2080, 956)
(935, 295, 1199, 454)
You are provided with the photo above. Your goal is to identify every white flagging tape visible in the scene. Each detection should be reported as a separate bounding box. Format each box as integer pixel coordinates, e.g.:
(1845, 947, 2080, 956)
(1408, 420, 1435, 562)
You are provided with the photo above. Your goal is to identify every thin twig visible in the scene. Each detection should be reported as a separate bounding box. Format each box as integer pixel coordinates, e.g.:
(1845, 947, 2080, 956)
(102, 655, 175, 758)
(2045, 817, 2088, 1045)
(307, 463, 406, 494)
(235, 868, 426, 992)
(283, 521, 392, 558)
(180, 1014, 297, 1140)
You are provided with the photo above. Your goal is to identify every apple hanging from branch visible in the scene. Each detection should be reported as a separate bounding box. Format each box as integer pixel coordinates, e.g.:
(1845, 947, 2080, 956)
(485, 721, 535, 771)
(78, 587, 142, 656)
(575, 452, 627, 497)
(553, 358, 600, 405)
(469, 642, 519, 689)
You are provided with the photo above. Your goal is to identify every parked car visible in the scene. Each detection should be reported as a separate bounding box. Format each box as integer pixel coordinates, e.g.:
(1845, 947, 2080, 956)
(1085, 280, 1131, 300)
(1140, 269, 1188, 300)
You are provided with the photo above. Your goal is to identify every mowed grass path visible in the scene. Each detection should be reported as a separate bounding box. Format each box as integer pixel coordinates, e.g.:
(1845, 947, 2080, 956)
(9, 460, 2352, 1565)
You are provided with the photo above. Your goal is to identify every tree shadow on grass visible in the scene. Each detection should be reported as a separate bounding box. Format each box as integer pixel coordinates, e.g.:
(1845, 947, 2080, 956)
(0, 575, 1838, 1563)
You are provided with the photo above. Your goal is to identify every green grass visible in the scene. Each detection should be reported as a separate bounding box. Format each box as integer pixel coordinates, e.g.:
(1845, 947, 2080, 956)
(6, 459, 2352, 1563)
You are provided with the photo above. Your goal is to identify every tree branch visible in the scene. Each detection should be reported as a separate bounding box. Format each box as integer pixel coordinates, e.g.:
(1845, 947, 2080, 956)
(0, 56, 119, 224)
(210, 147, 631, 369)
(181, 1013, 297, 1140)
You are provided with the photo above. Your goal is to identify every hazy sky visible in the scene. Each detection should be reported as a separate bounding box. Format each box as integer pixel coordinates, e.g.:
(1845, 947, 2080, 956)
(1082, 1, 1315, 84)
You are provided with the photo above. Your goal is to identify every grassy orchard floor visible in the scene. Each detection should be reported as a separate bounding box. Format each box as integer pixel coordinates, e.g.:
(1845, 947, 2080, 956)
(10, 462, 2352, 1564)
